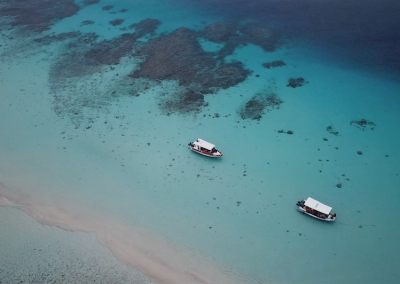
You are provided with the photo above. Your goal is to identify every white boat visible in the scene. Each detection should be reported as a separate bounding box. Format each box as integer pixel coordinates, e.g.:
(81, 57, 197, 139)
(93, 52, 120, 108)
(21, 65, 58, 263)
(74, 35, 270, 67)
(188, 139, 223, 158)
(296, 197, 336, 222)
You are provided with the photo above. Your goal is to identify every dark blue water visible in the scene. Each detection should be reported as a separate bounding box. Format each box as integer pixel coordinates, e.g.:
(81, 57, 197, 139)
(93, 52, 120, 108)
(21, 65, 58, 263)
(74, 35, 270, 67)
(178, 0, 400, 80)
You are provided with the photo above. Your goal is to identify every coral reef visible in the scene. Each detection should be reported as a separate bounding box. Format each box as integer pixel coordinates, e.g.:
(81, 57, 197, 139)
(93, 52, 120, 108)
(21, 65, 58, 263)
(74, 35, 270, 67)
(200, 21, 241, 59)
(84, 33, 136, 65)
(129, 19, 161, 37)
(0, 0, 80, 31)
(200, 21, 282, 59)
(287, 77, 306, 88)
(262, 60, 286, 69)
(131, 27, 251, 95)
(110, 19, 124, 26)
(159, 90, 206, 115)
(102, 5, 113, 11)
(277, 130, 293, 134)
(81, 20, 95, 26)
(83, 0, 100, 5)
(326, 125, 339, 135)
(202, 21, 238, 43)
(0, 12, 284, 121)
(239, 92, 283, 120)
(49, 33, 100, 82)
(239, 22, 281, 52)
(350, 119, 376, 130)
(33, 32, 81, 45)
(50, 18, 160, 84)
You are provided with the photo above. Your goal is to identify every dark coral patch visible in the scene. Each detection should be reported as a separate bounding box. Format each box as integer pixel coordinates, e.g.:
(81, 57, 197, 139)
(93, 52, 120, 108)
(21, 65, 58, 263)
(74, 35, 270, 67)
(287, 77, 306, 88)
(215, 41, 242, 60)
(110, 19, 124, 26)
(130, 26, 251, 114)
(200, 21, 281, 59)
(81, 20, 94, 26)
(102, 5, 113, 11)
(84, 33, 136, 65)
(350, 119, 376, 130)
(33, 31, 81, 45)
(239, 22, 281, 52)
(131, 28, 210, 83)
(277, 129, 293, 134)
(326, 125, 339, 136)
(202, 21, 238, 43)
(49, 19, 162, 86)
(0, 0, 80, 31)
(159, 90, 205, 115)
(129, 18, 161, 37)
(240, 97, 265, 120)
(262, 60, 286, 69)
(49, 33, 100, 82)
(201, 61, 250, 91)
(84, 0, 100, 5)
(239, 92, 283, 120)
(131, 27, 251, 94)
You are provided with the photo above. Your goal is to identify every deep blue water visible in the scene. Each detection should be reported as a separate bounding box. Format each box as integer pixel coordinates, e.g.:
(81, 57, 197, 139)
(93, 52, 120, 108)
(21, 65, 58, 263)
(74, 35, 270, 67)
(178, 0, 400, 79)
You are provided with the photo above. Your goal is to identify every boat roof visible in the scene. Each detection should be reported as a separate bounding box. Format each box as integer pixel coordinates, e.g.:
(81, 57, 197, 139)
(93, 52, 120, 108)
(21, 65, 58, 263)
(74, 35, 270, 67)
(304, 197, 332, 214)
(193, 139, 215, 150)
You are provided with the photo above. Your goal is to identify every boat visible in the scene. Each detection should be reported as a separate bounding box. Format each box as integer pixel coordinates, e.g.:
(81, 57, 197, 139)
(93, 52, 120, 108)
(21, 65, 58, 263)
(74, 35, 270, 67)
(296, 197, 336, 221)
(188, 139, 223, 158)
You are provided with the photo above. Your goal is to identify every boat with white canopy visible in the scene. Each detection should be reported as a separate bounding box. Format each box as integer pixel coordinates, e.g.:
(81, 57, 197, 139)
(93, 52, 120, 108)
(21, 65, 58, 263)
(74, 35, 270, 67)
(188, 139, 222, 158)
(296, 197, 336, 221)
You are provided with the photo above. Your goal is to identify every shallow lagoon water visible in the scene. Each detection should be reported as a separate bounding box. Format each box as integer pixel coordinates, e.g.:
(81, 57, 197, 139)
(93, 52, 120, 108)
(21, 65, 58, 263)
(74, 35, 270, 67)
(1, 0, 400, 283)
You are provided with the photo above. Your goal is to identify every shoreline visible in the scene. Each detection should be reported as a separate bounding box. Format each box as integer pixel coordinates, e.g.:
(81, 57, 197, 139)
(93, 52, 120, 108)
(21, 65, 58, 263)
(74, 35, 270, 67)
(0, 182, 256, 284)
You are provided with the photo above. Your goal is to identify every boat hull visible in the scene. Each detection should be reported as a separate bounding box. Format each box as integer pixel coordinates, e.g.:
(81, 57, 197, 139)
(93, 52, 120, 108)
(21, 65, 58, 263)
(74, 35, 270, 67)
(297, 207, 336, 222)
(190, 147, 222, 158)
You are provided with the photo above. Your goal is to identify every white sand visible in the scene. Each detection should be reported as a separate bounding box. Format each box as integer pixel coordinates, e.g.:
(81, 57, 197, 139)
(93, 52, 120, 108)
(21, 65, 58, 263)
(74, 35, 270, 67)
(0, 182, 252, 284)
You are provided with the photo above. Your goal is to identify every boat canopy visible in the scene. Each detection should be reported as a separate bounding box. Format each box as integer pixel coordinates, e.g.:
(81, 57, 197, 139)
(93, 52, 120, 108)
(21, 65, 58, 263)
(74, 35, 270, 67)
(193, 139, 215, 150)
(304, 197, 332, 215)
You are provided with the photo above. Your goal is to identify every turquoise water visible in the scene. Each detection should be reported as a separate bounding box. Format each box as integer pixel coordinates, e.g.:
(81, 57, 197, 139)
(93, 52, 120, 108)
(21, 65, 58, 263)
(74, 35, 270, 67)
(1, 0, 400, 283)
